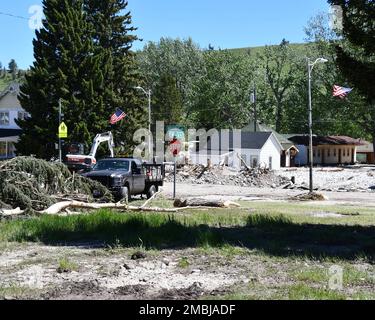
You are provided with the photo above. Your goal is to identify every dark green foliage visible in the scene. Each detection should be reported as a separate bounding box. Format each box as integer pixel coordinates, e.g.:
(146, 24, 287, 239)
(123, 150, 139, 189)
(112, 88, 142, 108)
(83, 0, 147, 155)
(327, 0, 375, 147)
(8, 59, 18, 80)
(152, 74, 183, 125)
(0, 157, 112, 212)
(191, 50, 253, 129)
(328, 0, 375, 101)
(16, 0, 145, 159)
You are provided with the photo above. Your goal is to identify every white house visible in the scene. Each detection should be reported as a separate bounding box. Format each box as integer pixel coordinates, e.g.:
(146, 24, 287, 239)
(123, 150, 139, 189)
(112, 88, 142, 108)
(190, 131, 284, 170)
(0, 83, 27, 159)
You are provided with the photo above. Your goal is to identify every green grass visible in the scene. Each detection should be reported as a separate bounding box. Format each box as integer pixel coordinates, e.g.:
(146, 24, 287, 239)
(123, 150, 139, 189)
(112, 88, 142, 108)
(177, 257, 190, 269)
(0, 204, 374, 261)
(287, 284, 347, 300)
(0, 284, 40, 299)
(57, 257, 78, 273)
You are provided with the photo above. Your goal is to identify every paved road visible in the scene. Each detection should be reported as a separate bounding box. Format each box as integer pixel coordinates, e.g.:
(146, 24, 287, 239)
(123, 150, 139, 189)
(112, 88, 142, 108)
(162, 182, 375, 207)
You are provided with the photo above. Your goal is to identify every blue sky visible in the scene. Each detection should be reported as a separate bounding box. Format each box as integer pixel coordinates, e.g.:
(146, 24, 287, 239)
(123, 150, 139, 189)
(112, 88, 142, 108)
(0, 0, 330, 69)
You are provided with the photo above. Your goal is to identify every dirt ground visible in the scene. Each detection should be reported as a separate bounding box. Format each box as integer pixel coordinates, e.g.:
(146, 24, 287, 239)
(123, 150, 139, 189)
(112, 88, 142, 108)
(1, 178, 374, 300)
(1, 242, 373, 300)
(163, 182, 375, 207)
(0, 244, 241, 300)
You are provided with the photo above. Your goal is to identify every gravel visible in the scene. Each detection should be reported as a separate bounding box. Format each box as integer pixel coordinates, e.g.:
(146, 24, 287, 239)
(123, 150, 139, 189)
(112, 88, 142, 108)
(277, 166, 375, 192)
(165, 165, 290, 189)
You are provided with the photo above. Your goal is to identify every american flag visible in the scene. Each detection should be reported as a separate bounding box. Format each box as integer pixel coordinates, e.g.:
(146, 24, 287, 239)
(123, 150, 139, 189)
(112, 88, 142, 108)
(110, 109, 127, 125)
(333, 85, 353, 99)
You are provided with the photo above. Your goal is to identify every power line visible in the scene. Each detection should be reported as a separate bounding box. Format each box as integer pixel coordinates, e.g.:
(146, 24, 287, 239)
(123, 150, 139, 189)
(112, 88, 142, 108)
(0, 11, 29, 21)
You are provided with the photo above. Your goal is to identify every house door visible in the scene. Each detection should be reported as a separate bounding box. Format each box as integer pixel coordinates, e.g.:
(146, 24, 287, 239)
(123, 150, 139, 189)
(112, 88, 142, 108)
(269, 157, 273, 170)
(338, 149, 342, 164)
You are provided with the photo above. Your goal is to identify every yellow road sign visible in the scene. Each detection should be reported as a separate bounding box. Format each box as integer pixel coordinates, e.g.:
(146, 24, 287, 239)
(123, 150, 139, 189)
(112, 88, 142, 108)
(58, 122, 68, 139)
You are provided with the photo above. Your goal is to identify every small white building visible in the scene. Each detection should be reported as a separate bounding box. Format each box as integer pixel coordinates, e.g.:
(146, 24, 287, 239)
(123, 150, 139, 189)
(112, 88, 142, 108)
(190, 132, 283, 170)
(0, 83, 27, 159)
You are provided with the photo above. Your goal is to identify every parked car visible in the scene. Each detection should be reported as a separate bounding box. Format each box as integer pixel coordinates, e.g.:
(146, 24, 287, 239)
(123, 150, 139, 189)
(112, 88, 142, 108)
(83, 158, 165, 201)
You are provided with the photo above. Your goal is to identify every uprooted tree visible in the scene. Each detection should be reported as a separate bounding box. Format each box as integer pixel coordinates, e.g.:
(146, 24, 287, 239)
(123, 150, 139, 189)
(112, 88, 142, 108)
(0, 157, 113, 213)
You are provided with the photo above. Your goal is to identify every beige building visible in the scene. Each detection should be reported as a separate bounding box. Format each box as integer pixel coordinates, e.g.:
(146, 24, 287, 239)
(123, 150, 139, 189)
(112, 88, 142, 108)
(356, 140, 375, 164)
(287, 135, 362, 166)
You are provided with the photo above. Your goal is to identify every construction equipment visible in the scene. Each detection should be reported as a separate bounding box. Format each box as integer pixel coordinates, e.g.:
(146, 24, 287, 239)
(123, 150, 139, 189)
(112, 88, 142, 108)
(65, 132, 115, 172)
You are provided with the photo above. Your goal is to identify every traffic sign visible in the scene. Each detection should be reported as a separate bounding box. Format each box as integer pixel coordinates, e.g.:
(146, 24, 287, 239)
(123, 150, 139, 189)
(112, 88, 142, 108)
(58, 122, 68, 139)
(169, 138, 182, 157)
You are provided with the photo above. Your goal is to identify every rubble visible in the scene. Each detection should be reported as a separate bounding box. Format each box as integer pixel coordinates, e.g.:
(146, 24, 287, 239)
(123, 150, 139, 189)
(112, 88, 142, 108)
(278, 166, 375, 193)
(165, 165, 291, 188)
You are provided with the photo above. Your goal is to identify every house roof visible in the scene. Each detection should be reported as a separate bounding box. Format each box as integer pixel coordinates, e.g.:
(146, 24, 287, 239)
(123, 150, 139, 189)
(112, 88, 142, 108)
(0, 82, 20, 100)
(288, 135, 364, 146)
(0, 129, 22, 138)
(206, 132, 274, 151)
(243, 121, 297, 151)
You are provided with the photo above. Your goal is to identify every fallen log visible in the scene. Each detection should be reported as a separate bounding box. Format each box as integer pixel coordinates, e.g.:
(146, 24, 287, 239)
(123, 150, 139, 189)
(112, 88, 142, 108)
(174, 198, 241, 208)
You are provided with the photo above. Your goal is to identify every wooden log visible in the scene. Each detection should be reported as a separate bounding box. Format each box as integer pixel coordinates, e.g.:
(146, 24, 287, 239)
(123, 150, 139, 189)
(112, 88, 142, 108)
(174, 198, 240, 208)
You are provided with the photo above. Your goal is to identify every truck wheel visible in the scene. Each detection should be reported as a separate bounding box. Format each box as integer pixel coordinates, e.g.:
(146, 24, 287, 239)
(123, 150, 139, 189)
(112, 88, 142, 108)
(118, 186, 130, 202)
(147, 185, 157, 199)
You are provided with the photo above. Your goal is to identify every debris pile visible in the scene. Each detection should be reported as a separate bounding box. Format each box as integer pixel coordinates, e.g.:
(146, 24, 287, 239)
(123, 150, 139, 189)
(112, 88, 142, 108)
(165, 165, 290, 188)
(290, 192, 328, 202)
(0, 157, 113, 213)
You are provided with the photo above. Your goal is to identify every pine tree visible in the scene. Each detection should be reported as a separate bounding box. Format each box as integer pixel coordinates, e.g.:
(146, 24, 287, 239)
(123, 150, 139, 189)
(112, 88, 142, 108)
(16, 0, 107, 159)
(8, 59, 18, 80)
(327, 0, 375, 150)
(83, 0, 147, 154)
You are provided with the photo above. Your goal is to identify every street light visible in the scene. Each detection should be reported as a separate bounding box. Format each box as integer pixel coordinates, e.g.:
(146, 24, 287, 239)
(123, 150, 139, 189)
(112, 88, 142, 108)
(135, 86, 152, 160)
(307, 57, 328, 193)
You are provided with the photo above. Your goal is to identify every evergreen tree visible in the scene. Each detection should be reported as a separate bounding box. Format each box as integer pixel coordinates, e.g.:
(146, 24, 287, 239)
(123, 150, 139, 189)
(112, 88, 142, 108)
(83, 0, 146, 154)
(8, 59, 18, 80)
(16, 0, 106, 159)
(327, 0, 375, 148)
(153, 74, 183, 125)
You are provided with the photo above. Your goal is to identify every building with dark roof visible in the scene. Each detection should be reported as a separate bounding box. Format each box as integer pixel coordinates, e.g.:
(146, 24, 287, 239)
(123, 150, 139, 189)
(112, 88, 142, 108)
(189, 130, 284, 170)
(286, 135, 364, 166)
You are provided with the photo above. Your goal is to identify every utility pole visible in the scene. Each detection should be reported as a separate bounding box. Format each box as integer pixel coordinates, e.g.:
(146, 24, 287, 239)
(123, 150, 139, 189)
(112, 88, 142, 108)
(58, 98, 62, 164)
(135, 86, 152, 161)
(148, 89, 152, 160)
(307, 59, 313, 193)
(251, 83, 257, 132)
(307, 57, 328, 193)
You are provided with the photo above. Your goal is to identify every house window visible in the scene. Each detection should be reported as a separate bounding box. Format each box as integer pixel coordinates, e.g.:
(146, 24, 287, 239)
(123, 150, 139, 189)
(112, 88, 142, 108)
(18, 112, 30, 121)
(328, 149, 331, 157)
(269, 157, 273, 170)
(251, 156, 258, 168)
(0, 112, 10, 125)
(334, 149, 337, 157)
(318, 150, 321, 157)
(347, 149, 350, 156)
(0, 141, 15, 158)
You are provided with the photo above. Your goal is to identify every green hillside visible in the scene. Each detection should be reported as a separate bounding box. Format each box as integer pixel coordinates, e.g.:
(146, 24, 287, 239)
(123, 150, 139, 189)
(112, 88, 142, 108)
(0, 74, 25, 92)
(228, 42, 312, 57)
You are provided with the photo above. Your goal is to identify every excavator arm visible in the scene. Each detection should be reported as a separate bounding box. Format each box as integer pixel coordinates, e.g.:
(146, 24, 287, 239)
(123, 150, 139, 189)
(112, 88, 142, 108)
(88, 132, 115, 159)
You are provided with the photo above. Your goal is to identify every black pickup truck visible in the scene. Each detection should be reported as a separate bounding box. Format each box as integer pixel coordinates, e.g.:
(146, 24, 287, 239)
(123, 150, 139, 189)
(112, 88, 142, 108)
(83, 158, 165, 201)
